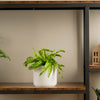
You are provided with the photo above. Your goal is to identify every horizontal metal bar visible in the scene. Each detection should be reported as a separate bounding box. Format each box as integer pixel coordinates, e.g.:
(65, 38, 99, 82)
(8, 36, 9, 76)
(0, 3, 100, 10)
(0, 90, 86, 94)
(0, 8, 84, 10)
(0, 8, 34, 10)
(89, 68, 100, 72)
(0, 3, 86, 10)
(89, 3, 100, 9)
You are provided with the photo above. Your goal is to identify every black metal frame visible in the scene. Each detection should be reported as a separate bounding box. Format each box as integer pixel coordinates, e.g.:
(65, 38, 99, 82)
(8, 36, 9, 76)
(0, 3, 100, 10)
(0, 2, 100, 100)
(0, 90, 86, 94)
(84, 6, 89, 100)
(89, 68, 100, 72)
(0, 3, 86, 10)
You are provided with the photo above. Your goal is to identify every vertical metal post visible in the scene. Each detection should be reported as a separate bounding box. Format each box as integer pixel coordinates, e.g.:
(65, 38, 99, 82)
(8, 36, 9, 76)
(84, 6, 89, 100)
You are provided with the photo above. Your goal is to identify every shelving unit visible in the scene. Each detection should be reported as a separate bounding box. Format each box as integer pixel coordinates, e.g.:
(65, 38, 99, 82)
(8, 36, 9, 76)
(0, 1, 100, 100)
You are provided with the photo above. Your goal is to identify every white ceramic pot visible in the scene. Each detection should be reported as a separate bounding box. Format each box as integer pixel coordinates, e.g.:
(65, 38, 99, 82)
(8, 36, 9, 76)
(33, 67, 57, 87)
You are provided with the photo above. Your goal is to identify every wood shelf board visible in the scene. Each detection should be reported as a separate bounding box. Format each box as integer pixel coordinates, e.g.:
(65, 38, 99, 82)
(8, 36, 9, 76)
(0, 1, 100, 4)
(0, 82, 86, 91)
(89, 63, 100, 72)
(90, 64, 100, 68)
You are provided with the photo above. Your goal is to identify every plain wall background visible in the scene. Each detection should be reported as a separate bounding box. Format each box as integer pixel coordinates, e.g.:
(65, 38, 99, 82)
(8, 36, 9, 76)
(0, 10, 83, 100)
(0, 1, 100, 100)
(0, 10, 83, 83)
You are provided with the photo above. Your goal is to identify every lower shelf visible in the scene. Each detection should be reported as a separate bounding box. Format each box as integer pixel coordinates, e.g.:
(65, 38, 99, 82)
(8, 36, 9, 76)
(0, 82, 86, 94)
(89, 64, 100, 72)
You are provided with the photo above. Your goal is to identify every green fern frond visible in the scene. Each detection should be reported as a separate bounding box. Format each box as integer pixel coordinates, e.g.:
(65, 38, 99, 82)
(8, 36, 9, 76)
(24, 48, 65, 78)
(0, 49, 10, 61)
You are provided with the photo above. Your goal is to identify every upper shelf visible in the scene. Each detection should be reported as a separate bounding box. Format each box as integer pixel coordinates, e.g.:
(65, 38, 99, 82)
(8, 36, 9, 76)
(0, 82, 86, 94)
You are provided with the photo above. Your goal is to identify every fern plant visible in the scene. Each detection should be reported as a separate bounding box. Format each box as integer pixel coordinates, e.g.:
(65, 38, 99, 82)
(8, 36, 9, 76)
(92, 87, 100, 100)
(0, 49, 10, 60)
(24, 48, 65, 78)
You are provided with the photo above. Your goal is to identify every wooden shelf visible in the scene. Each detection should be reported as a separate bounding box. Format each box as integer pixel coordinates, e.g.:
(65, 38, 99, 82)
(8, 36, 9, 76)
(0, 82, 86, 94)
(90, 64, 100, 72)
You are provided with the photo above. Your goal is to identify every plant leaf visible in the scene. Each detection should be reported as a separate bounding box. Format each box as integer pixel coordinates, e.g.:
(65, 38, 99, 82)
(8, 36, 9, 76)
(24, 56, 42, 67)
(32, 48, 37, 56)
(24, 56, 34, 67)
(55, 66, 63, 78)
(92, 87, 100, 97)
(56, 50, 65, 53)
(48, 64, 52, 78)
(42, 48, 54, 52)
(0, 50, 10, 61)
(39, 61, 50, 76)
(60, 64, 64, 67)
(58, 65, 63, 71)
(28, 60, 42, 70)
(37, 51, 43, 60)
(56, 54, 62, 57)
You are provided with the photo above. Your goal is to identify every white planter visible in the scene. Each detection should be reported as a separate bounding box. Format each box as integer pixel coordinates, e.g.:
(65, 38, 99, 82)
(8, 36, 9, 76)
(33, 67, 57, 87)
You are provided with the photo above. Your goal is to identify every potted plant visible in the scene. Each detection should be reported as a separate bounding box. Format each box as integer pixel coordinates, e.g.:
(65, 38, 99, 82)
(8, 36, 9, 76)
(24, 48, 65, 87)
(0, 49, 10, 60)
(92, 87, 100, 100)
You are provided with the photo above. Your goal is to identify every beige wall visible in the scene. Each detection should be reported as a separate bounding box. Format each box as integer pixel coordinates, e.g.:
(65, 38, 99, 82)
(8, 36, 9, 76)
(0, 10, 83, 83)
(0, 3, 100, 100)
(0, 10, 83, 100)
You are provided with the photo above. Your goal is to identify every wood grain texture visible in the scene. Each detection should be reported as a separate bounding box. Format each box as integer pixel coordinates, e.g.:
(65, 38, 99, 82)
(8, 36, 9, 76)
(0, 83, 86, 91)
(0, 1, 100, 4)
(90, 62, 100, 68)
(90, 64, 100, 68)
